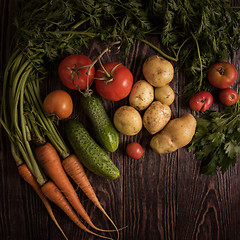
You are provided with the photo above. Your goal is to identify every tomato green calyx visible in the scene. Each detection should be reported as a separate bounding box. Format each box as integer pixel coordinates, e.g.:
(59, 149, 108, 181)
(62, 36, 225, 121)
(95, 62, 122, 84)
(66, 63, 91, 88)
(80, 41, 121, 96)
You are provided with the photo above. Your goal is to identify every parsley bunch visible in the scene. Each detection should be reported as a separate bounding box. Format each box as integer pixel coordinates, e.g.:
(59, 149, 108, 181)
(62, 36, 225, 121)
(189, 103, 240, 175)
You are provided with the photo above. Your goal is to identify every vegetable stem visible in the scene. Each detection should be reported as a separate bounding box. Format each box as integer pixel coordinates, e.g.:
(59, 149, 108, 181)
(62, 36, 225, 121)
(141, 39, 178, 62)
(190, 32, 203, 91)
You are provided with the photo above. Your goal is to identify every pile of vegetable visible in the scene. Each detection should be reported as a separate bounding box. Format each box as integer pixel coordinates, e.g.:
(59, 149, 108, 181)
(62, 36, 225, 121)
(114, 55, 196, 154)
(1, 0, 240, 238)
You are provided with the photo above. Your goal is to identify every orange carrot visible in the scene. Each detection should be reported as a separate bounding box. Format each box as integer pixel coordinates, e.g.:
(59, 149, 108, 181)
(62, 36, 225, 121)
(17, 163, 68, 240)
(35, 142, 105, 232)
(41, 181, 113, 240)
(62, 154, 120, 239)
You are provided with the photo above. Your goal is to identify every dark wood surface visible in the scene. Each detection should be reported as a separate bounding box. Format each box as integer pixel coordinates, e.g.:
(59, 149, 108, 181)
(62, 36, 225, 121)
(1, 1, 240, 240)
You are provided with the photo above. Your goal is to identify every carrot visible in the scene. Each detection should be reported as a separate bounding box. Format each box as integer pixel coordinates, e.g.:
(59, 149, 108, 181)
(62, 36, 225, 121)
(35, 142, 107, 232)
(41, 181, 113, 240)
(62, 154, 120, 239)
(17, 163, 68, 240)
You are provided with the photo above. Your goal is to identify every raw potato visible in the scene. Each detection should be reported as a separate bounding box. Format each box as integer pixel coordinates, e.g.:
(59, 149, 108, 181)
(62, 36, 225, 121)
(155, 85, 175, 106)
(113, 106, 142, 136)
(142, 55, 174, 87)
(143, 101, 171, 135)
(150, 113, 196, 154)
(129, 80, 154, 111)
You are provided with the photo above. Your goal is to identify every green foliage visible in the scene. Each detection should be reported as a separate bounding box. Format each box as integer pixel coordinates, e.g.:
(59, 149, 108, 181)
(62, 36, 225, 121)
(189, 103, 240, 175)
(15, 0, 152, 61)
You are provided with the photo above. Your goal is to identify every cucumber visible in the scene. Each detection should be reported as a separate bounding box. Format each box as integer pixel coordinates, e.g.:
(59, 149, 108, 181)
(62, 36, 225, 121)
(80, 93, 119, 152)
(65, 119, 120, 180)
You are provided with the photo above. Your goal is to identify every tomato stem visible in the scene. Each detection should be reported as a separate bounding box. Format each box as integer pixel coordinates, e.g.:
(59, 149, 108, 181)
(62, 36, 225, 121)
(82, 41, 121, 96)
(141, 39, 178, 62)
(98, 59, 111, 79)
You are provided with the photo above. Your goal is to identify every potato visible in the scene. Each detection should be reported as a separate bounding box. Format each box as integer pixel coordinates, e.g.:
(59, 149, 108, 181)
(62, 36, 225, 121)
(142, 55, 174, 87)
(155, 85, 175, 105)
(150, 113, 196, 154)
(113, 106, 142, 136)
(129, 80, 154, 111)
(143, 101, 171, 135)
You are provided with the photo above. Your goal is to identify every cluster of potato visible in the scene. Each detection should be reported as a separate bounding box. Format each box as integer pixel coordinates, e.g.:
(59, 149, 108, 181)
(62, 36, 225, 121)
(113, 55, 196, 154)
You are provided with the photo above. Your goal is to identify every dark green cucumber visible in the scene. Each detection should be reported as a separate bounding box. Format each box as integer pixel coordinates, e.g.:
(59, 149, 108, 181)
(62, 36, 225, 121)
(65, 119, 119, 180)
(80, 93, 119, 152)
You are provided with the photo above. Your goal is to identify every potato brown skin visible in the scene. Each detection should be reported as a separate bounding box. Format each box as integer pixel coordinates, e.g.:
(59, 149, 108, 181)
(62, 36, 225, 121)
(143, 101, 171, 135)
(142, 55, 174, 87)
(129, 80, 154, 111)
(155, 85, 175, 106)
(113, 106, 142, 136)
(150, 113, 197, 154)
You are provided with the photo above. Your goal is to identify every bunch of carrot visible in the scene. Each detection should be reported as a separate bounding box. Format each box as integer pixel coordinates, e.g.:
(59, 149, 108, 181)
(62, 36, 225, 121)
(0, 49, 120, 240)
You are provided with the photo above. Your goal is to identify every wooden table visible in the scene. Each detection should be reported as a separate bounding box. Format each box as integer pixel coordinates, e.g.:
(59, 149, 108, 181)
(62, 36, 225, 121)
(1, 1, 240, 240)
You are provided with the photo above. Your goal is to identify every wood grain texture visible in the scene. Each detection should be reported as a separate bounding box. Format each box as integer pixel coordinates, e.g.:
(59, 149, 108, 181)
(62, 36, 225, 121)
(1, 1, 240, 240)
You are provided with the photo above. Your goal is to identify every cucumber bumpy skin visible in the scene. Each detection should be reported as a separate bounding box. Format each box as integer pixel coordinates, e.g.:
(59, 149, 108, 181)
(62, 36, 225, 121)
(80, 94, 119, 152)
(65, 119, 120, 180)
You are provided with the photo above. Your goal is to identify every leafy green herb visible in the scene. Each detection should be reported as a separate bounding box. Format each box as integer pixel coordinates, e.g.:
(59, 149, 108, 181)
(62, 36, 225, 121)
(189, 102, 240, 175)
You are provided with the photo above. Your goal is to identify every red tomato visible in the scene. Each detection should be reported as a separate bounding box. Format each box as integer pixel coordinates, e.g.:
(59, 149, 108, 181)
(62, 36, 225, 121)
(126, 142, 144, 160)
(189, 91, 213, 111)
(218, 88, 239, 106)
(94, 62, 133, 101)
(43, 90, 73, 119)
(58, 54, 95, 90)
(207, 62, 237, 89)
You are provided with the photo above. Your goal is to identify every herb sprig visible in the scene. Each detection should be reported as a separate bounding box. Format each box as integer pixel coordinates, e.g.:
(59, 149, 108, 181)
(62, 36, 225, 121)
(189, 101, 240, 175)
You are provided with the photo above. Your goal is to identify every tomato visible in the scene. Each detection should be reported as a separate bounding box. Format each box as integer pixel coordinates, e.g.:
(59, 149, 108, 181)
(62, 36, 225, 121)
(126, 142, 144, 160)
(189, 91, 213, 111)
(58, 54, 95, 90)
(43, 90, 73, 119)
(94, 62, 133, 101)
(207, 62, 237, 89)
(218, 88, 239, 106)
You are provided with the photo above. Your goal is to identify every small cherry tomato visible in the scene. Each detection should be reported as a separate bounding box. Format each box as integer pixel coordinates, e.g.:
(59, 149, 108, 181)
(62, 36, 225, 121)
(43, 90, 73, 119)
(218, 88, 239, 106)
(189, 91, 213, 111)
(58, 54, 95, 90)
(94, 62, 133, 101)
(126, 142, 144, 160)
(207, 62, 237, 89)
